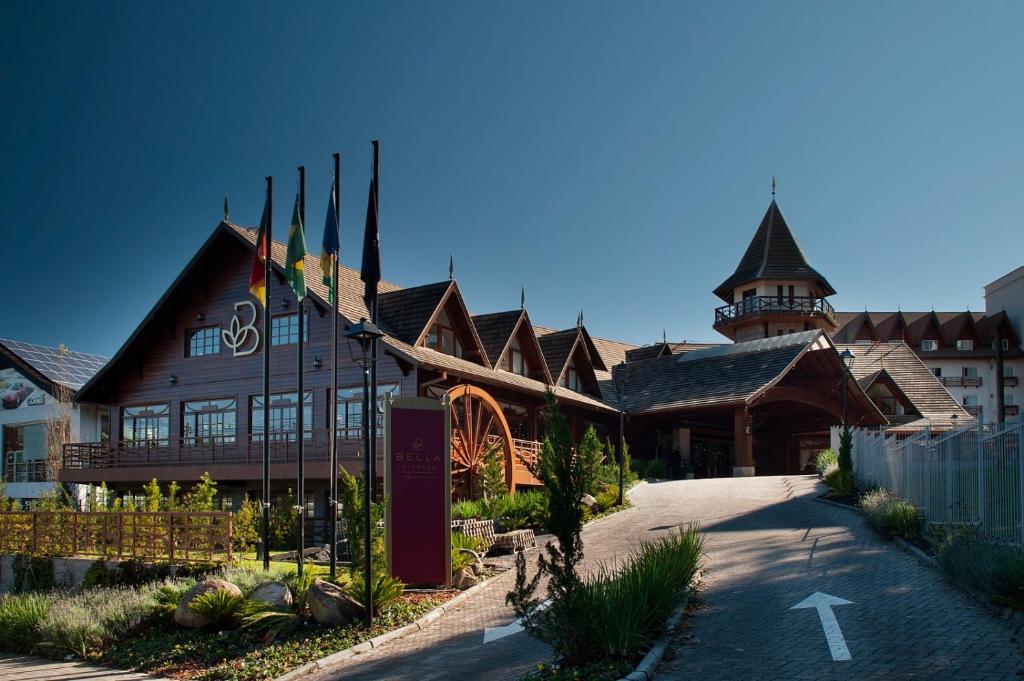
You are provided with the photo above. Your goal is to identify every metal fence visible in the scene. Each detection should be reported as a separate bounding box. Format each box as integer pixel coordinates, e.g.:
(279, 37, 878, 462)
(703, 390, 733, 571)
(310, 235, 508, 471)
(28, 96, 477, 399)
(833, 418, 1024, 544)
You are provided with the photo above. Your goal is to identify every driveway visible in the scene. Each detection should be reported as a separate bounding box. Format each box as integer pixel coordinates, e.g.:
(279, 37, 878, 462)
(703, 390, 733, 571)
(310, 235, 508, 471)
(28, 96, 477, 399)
(310, 476, 1023, 680)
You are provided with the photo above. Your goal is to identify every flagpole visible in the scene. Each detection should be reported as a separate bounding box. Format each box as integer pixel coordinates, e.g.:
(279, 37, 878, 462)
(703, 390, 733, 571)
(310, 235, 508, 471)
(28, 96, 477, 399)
(262, 175, 273, 573)
(369, 140, 380, 504)
(329, 152, 341, 579)
(296, 165, 306, 577)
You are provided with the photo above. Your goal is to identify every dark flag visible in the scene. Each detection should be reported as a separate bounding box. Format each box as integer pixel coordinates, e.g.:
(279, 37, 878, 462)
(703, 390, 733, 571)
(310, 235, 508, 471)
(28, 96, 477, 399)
(321, 186, 340, 305)
(360, 174, 380, 312)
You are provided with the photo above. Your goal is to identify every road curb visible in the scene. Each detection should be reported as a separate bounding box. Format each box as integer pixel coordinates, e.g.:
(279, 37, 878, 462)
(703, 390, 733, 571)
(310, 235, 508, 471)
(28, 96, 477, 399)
(811, 493, 864, 515)
(273, 569, 505, 681)
(617, 572, 701, 681)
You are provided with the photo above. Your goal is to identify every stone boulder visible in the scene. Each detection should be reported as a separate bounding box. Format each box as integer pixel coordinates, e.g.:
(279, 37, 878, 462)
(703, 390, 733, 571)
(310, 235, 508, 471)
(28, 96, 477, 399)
(452, 566, 479, 591)
(174, 578, 243, 628)
(581, 493, 600, 511)
(250, 581, 294, 610)
(307, 578, 363, 626)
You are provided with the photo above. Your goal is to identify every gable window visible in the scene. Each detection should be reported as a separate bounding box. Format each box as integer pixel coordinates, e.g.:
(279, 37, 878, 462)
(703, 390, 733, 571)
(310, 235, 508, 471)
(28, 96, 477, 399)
(559, 361, 579, 391)
(271, 312, 308, 346)
(1003, 339, 1011, 351)
(187, 326, 221, 357)
(334, 383, 400, 439)
(251, 392, 312, 442)
(122, 404, 170, 446)
(503, 337, 526, 376)
(956, 339, 974, 351)
(2, 423, 48, 482)
(425, 309, 464, 358)
(921, 340, 937, 351)
(183, 398, 237, 445)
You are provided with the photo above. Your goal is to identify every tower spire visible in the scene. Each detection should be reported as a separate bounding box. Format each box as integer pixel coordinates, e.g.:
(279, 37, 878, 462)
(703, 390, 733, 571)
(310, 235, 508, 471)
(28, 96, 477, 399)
(771, 175, 776, 198)
(223, 195, 230, 221)
(520, 286, 525, 310)
(448, 254, 454, 280)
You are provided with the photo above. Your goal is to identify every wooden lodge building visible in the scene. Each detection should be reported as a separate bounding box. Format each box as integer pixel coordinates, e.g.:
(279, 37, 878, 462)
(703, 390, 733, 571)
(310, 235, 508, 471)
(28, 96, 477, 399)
(57, 196, 966, 522)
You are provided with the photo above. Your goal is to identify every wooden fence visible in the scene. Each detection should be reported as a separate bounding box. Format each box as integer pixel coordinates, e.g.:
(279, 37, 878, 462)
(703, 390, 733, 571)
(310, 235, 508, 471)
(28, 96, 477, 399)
(0, 511, 232, 563)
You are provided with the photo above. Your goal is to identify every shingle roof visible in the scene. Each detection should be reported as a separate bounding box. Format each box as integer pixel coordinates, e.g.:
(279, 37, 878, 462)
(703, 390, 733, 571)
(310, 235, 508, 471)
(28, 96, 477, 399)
(538, 329, 581, 381)
(713, 200, 835, 302)
(614, 331, 819, 414)
(471, 310, 525, 366)
(836, 342, 969, 428)
(377, 281, 452, 345)
(831, 309, 1022, 357)
(0, 339, 108, 390)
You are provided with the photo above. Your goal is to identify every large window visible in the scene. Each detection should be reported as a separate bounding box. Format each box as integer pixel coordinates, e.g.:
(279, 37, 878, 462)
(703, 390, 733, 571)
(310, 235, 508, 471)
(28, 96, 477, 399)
(251, 392, 312, 441)
(122, 404, 170, 446)
(2, 423, 48, 482)
(334, 383, 400, 439)
(271, 312, 308, 346)
(499, 401, 530, 440)
(559, 361, 580, 391)
(503, 337, 526, 376)
(962, 366, 979, 378)
(187, 326, 221, 357)
(183, 398, 237, 445)
(425, 309, 463, 358)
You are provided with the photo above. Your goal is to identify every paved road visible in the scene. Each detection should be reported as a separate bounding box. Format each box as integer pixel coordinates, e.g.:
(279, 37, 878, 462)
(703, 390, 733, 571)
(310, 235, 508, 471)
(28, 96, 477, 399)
(309, 476, 1024, 681)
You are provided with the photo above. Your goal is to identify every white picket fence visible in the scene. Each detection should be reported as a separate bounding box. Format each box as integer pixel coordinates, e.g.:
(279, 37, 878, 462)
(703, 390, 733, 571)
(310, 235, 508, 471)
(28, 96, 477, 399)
(832, 418, 1024, 544)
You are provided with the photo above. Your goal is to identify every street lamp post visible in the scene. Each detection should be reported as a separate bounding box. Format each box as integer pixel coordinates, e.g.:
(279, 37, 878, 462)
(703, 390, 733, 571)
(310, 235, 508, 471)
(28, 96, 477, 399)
(840, 348, 854, 429)
(345, 318, 385, 629)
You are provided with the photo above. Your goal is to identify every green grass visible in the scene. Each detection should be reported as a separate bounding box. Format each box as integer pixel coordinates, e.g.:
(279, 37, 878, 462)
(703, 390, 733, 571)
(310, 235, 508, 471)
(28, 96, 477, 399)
(860, 488, 924, 541)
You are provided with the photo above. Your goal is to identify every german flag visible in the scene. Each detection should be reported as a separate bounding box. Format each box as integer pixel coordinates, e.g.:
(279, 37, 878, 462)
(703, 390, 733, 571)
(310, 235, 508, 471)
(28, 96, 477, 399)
(248, 199, 269, 306)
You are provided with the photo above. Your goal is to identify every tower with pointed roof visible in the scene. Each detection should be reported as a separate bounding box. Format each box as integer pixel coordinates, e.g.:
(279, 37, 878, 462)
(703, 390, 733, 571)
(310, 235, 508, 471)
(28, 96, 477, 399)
(713, 197, 838, 342)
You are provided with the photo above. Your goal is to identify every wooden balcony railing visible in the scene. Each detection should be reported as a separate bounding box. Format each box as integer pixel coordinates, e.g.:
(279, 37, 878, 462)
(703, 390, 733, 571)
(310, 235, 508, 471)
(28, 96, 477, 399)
(1006, 405, 1020, 417)
(1004, 376, 1019, 387)
(713, 296, 836, 328)
(964, 405, 983, 416)
(63, 431, 376, 470)
(941, 376, 983, 388)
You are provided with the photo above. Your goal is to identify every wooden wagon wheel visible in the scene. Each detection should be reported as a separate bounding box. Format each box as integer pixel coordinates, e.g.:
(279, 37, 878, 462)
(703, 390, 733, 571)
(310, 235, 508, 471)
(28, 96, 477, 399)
(445, 384, 516, 499)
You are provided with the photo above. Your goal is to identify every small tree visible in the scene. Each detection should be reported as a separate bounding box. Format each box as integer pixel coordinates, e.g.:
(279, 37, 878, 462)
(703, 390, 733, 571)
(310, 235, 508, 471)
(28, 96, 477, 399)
(480, 440, 507, 500)
(44, 344, 74, 483)
(183, 472, 217, 512)
(163, 481, 181, 511)
(507, 391, 589, 664)
(233, 496, 262, 552)
(838, 426, 853, 475)
(270, 488, 298, 549)
(577, 426, 604, 496)
(142, 478, 162, 512)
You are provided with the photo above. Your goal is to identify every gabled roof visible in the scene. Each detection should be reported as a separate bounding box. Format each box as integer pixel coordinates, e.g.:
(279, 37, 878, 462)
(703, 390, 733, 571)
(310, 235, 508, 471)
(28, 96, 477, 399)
(836, 342, 969, 428)
(857, 368, 917, 416)
(713, 199, 836, 303)
(472, 310, 526, 366)
(377, 281, 453, 345)
(0, 339, 108, 392)
(831, 309, 1023, 357)
(614, 331, 836, 414)
(538, 329, 583, 382)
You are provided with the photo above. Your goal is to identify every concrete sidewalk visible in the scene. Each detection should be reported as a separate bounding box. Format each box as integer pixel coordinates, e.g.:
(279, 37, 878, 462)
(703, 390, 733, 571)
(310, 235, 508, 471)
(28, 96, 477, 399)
(0, 655, 161, 680)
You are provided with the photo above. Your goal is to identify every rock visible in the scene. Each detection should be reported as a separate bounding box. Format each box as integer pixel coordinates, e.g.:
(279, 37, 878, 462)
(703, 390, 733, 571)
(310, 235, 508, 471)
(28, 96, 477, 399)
(250, 581, 294, 610)
(174, 579, 243, 628)
(581, 493, 600, 511)
(270, 546, 331, 563)
(452, 566, 479, 591)
(308, 579, 363, 626)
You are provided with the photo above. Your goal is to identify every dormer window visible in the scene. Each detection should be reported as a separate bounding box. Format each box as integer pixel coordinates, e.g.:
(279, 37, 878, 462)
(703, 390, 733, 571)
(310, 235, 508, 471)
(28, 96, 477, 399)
(921, 340, 937, 351)
(503, 337, 526, 376)
(426, 309, 464, 358)
(559, 361, 579, 391)
(956, 339, 974, 351)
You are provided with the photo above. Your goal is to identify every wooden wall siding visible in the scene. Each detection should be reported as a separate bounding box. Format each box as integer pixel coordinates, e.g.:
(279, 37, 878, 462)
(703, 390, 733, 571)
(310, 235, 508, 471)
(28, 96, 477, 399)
(92, 237, 416, 472)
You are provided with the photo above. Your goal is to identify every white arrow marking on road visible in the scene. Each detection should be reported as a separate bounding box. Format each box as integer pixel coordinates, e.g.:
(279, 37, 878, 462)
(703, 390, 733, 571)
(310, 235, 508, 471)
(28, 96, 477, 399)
(483, 600, 550, 644)
(790, 592, 854, 661)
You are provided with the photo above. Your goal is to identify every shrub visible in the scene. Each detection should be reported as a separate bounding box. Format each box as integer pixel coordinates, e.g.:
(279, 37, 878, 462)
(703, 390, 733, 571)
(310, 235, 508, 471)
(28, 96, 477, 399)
(485, 491, 548, 531)
(187, 589, 246, 629)
(452, 499, 483, 520)
(233, 497, 263, 553)
(577, 426, 605, 496)
(937, 534, 1024, 610)
(347, 571, 404, 615)
(0, 592, 50, 652)
(594, 486, 620, 513)
(838, 426, 853, 475)
(860, 489, 924, 540)
(480, 439, 507, 500)
(11, 554, 55, 593)
(823, 467, 854, 496)
(34, 586, 156, 659)
(452, 533, 485, 574)
(270, 488, 299, 550)
(814, 449, 838, 477)
(632, 458, 667, 480)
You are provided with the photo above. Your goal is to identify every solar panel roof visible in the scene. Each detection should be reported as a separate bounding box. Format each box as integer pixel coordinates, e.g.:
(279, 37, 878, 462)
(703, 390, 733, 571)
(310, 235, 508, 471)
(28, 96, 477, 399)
(0, 339, 109, 390)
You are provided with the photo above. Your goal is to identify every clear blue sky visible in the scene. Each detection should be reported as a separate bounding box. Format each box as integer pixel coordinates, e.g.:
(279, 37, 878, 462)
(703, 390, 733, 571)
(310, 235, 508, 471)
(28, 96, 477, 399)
(2, 1, 1022, 356)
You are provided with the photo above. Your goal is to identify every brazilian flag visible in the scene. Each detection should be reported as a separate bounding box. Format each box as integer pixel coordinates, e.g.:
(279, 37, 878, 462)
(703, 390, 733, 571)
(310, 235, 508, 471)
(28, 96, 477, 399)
(320, 186, 339, 306)
(285, 196, 307, 301)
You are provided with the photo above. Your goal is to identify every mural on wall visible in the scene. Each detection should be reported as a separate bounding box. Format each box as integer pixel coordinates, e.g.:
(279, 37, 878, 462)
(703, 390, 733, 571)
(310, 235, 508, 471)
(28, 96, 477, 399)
(0, 368, 45, 410)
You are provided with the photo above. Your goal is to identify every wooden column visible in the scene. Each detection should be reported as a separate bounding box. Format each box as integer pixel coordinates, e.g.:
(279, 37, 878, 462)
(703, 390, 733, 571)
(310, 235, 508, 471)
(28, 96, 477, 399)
(733, 408, 755, 477)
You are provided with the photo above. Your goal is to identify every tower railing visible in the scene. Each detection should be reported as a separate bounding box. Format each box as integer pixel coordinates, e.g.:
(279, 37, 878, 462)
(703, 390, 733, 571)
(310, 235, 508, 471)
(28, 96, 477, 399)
(714, 296, 836, 327)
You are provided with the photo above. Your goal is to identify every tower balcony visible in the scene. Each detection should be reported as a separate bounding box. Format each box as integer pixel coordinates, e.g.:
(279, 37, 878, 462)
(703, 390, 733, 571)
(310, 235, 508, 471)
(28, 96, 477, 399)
(714, 296, 837, 336)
